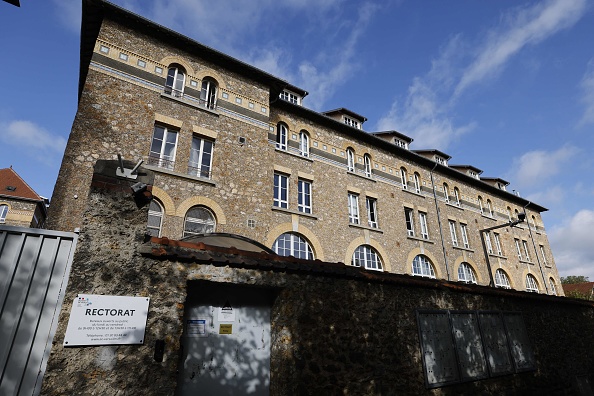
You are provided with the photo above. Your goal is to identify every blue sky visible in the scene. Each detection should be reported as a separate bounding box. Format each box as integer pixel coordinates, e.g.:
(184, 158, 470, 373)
(1, 0, 593, 280)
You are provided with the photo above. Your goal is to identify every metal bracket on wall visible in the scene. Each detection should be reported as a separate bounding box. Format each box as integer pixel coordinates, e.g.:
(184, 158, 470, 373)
(116, 153, 143, 180)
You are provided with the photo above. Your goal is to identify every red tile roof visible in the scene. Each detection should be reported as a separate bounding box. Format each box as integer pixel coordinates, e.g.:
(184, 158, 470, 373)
(0, 167, 43, 201)
(562, 282, 594, 298)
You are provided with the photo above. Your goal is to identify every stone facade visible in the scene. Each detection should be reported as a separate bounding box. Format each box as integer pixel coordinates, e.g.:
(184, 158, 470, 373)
(49, 0, 561, 303)
(42, 159, 594, 395)
(0, 167, 47, 228)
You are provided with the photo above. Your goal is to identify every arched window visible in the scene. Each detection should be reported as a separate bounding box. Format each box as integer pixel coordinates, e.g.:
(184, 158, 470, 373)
(165, 65, 185, 97)
(549, 278, 557, 295)
(352, 245, 383, 271)
(486, 199, 493, 217)
(531, 215, 537, 230)
(412, 255, 435, 278)
(147, 200, 163, 237)
(458, 262, 477, 284)
(453, 187, 461, 206)
(183, 206, 216, 237)
(200, 77, 218, 109)
(478, 196, 484, 214)
(276, 123, 288, 150)
(400, 167, 408, 190)
(526, 274, 539, 293)
(346, 148, 355, 172)
(364, 154, 372, 177)
(507, 206, 512, 221)
(413, 172, 421, 194)
(0, 204, 8, 223)
(495, 269, 511, 289)
(443, 183, 450, 203)
(273, 232, 314, 260)
(299, 131, 309, 157)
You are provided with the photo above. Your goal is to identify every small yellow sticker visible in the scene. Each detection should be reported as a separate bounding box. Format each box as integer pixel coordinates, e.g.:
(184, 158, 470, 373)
(219, 324, 232, 334)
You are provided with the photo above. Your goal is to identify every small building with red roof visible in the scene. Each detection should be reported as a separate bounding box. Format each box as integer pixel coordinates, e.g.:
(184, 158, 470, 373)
(0, 166, 48, 228)
(562, 282, 594, 300)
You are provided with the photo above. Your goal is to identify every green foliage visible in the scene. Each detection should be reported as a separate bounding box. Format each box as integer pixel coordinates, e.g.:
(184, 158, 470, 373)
(561, 275, 590, 284)
(565, 290, 592, 300)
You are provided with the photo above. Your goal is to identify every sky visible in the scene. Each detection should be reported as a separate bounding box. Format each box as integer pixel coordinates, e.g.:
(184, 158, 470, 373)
(1, 0, 594, 281)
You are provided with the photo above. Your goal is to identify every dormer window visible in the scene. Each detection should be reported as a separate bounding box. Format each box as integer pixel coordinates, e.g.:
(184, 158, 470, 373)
(497, 182, 506, 191)
(344, 116, 360, 129)
(394, 138, 408, 149)
(469, 170, 479, 179)
(435, 156, 447, 166)
(280, 90, 300, 105)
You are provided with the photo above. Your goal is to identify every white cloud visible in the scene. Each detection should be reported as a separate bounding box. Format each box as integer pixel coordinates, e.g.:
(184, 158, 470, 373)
(455, 0, 587, 97)
(52, 0, 81, 33)
(578, 57, 594, 127)
(525, 186, 566, 206)
(549, 209, 594, 279)
(0, 120, 67, 164)
(509, 145, 578, 189)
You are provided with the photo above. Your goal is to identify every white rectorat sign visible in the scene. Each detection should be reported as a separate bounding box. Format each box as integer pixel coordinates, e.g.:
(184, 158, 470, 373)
(63, 294, 150, 346)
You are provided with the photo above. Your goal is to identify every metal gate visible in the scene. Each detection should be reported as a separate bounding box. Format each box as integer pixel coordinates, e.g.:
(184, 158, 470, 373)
(0, 225, 78, 396)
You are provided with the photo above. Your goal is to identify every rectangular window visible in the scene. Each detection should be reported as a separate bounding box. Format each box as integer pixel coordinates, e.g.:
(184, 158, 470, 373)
(348, 193, 360, 224)
(540, 245, 548, 266)
(485, 232, 493, 254)
(344, 116, 360, 129)
(419, 212, 429, 240)
(460, 224, 469, 248)
(188, 136, 214, 178)
(298, 179, 312, 214)
(405, 208, 415, 237)
(449, 221, 458, 247)
(366, 197, 378, 228)
(515, 238, 522, 260)
(149, 125, 178, 170)
(494, 233, 503, 256)
(523, 240, 531, 262)
(273, 173, 289, 209)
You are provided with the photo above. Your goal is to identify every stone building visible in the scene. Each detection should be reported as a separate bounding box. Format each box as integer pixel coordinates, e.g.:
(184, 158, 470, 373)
(48, 0, 561, 295)
(0, 166, 47, 228)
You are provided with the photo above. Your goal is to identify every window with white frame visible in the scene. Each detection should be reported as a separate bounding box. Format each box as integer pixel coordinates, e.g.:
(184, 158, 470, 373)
(147, 200, 163, 237)
(487, 199, 493, 217)
(298, 179, 312, 214)
(394, 138, 408, 149)
(273, 173, 289, 209)
(493, 233, 503, 256)
(526, 274, 539, 293)
(188, 135, 214, 178)
(458, 262, 477, 284)
(0, 204, 8, 223)
(478, 196, 484, 215)
(495, 269, 511, 289)
(514, 238, 522, 260)
(405, 207, 415, 237)
(419, 212, 429, 239)
(549, 278, 557, 295)
(507, 206, 512, 221)
(344, 116, 360, 129)
(484, 232, 493, 254)
(460, 223, 469, 248)
(364, 154, 372, 178)
(435, 156, 447, 165)
(413, 172, 421, 194)
(522, 240, 531, 262)
(273, 232, 314, 259)
(200, 77, 218, 109)
(279, 90, 299, 105)
(400, 167, 408, 190)
(165, 65, 185, 97)
(454, 187, 461, 206)
(149, 125, 178, 170)
(346, 148, 355, 172)
(352, 245, 383, 271)
(443, 183, 450, 203)
(183, 206, 215, 237)
(412, 255, 436, 278)
(540, 245, 548, 266)
(366, 197, 378, 228)
(448, 220, 458, 247)
(348, 193, 360, 224)
(299, 131, 309, 157)
(531, 215, 537, 230)
(276, 123, 288, 150)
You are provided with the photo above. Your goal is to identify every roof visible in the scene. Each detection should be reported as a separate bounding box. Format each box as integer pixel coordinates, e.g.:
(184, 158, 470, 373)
(413, 149, 452, 161)
(562, 282, 594, 297)
(369, 130, 414, 143)
(140, 235, 594, 306)
(0, 167, 43, 201)
(80, 0, 303, 101)
(481, 177, 510, 186)
(322, 108, 368, 122)
(449, 164, 483, 174)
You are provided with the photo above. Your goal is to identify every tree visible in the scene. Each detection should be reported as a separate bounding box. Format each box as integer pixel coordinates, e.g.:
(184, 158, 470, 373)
(561, 275, 590, 284)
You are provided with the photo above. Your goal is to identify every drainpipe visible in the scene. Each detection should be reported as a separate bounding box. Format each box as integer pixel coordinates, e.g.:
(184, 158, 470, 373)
(523, 202, 549, 294)
(430, 163, 450, 281)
